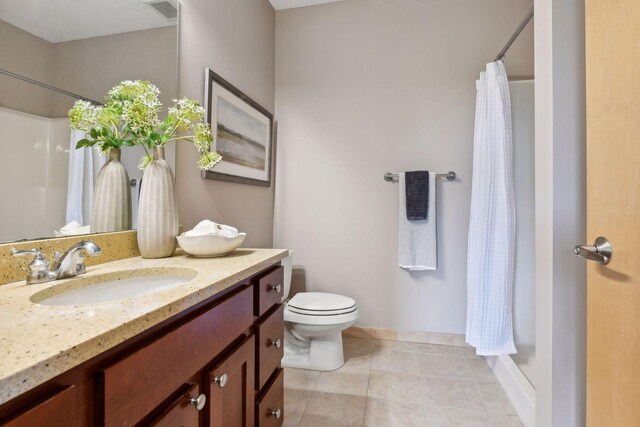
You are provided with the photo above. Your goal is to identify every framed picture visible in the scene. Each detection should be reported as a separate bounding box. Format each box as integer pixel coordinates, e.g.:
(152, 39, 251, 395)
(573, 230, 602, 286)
(202, 68, 273, 186)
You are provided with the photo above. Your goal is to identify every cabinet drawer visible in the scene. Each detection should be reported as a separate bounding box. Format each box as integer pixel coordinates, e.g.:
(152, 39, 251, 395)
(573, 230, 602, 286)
(255, 304, 284, 390)
(2, 386, 76, 427)
(254, 266, 284, 317)
(256, 369, 284, 427)
(98, 285, 253, 427)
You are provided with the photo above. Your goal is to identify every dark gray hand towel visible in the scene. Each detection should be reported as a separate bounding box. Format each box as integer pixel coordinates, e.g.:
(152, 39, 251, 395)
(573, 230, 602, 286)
(405, 170, 429, 220)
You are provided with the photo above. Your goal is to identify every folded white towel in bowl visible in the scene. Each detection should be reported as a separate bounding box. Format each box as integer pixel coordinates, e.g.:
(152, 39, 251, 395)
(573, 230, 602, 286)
(185, 220, 239, 238)
(55, 220, 91, 236)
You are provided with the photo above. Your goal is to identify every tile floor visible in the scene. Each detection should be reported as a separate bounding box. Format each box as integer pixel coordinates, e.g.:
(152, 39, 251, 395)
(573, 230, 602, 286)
(283, 337, 524, 427)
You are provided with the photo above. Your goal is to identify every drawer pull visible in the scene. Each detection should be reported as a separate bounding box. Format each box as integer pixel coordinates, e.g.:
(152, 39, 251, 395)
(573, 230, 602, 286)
(213, 373, 228, 388)
(269, 409, 282, 419)
(189, 394, 206, 411)
(268, 338, 281, 349)
(268, 283, 282, 293)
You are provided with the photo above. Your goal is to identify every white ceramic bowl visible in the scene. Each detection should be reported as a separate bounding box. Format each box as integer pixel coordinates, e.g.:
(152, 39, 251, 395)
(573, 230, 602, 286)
(176, 232, 246, 257)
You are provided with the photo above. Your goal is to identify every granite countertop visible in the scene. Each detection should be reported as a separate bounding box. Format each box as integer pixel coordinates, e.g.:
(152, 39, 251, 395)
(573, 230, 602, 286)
(0, 248, 288, 405)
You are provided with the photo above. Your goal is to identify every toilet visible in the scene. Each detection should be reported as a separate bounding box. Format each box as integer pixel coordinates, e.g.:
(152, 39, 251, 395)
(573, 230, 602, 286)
(280, 251, 359, 371)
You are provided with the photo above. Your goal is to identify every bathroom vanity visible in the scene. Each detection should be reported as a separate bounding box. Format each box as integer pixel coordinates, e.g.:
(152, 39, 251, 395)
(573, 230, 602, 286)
(0, 249, 287, 426)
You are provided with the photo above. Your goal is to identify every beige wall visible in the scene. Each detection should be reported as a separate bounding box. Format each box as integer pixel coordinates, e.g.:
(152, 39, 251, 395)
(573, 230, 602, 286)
(176, 0, 276, 248)
(0, 20, 177, 118)
(0, 20, 57, 117)
(50, 26, 177, 117)
(273, 0, 534, 333)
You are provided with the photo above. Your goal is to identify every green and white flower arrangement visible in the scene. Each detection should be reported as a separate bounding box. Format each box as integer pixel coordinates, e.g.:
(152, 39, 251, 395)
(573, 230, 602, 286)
(68, 80, 221, 170)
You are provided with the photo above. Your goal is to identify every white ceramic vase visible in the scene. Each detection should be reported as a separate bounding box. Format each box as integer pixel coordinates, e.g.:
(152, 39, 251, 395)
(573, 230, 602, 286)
(137, 146, 178, 258)
(91, 148, 132, 233)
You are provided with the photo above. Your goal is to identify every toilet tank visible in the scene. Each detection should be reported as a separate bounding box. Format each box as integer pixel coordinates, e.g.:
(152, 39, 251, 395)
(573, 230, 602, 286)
(281, 250, 293, 302)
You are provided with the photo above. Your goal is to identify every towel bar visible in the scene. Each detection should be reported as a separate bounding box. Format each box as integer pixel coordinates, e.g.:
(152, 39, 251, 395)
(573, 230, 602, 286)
(383, 171, 456, 182)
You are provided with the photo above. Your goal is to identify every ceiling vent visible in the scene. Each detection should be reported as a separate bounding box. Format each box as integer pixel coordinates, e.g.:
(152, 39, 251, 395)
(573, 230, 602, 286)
(144, 0, 178, 20)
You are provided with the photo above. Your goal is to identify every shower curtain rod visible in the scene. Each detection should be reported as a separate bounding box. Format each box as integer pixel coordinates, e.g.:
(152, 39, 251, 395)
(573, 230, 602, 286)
(495, 7, 534, 62)
(0, 68, 103, 106)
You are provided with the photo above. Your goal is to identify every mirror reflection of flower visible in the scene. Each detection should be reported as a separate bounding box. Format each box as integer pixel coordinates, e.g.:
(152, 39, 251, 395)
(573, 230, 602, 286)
(68, 80, 222, 171)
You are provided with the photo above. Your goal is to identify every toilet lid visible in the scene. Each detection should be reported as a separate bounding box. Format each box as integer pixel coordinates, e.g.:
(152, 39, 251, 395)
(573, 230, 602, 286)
(288, 292, 357, 316)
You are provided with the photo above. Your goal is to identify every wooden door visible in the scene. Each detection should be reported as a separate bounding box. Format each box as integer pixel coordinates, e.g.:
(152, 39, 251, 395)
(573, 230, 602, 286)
(585, 1, 640, 425)
(206, 335, 255, 427)
(147, 384, 201, 427)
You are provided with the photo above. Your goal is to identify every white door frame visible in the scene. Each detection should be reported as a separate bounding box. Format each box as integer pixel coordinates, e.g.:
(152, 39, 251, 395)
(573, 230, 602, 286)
(534, 0, 587, 425)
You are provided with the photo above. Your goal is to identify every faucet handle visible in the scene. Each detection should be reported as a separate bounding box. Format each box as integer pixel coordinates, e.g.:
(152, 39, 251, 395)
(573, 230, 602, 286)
(11, 248, 48, 271)
(11, 248, 54, 284)
(11, 248, 42, 258)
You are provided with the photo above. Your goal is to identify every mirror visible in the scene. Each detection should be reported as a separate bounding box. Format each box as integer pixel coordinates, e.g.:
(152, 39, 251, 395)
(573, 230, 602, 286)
(0, 0, 178, 243)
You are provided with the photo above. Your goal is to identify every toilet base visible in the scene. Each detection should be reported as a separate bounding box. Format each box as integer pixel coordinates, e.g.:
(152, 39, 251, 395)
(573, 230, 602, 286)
(281, 325, 345, 371)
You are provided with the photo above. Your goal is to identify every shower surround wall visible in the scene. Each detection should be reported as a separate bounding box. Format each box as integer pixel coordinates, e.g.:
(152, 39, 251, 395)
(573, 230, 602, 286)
(274, 0, 534, 334)
(0, 108, 69, 241)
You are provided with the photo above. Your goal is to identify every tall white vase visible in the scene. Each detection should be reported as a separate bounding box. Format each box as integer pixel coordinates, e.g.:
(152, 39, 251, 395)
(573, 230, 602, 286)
(137, 146, 178, 258)
(91, 148, 132, 233)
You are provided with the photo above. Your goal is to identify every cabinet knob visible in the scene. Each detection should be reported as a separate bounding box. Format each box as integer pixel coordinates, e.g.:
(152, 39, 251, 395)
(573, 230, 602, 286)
(268, 338, 281, 349)
(214, 373, 228, 388)
(269, 409, 282, 419)
(268, 283, 282, 293)
(189, 394, 206, 411)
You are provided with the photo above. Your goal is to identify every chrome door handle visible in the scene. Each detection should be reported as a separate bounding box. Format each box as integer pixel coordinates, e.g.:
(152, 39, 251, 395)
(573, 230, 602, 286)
(574, 236, 612, 265)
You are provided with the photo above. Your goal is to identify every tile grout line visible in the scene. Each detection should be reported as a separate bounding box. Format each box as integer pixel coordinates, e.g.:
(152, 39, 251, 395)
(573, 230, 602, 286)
(295, 392, 311, 427)
(360, 370, 369, 427)
(360, 343, 374, 427)
(466, 357, 497, 427)
(418, 352, 432, 426)
(292, 369, 318, 427)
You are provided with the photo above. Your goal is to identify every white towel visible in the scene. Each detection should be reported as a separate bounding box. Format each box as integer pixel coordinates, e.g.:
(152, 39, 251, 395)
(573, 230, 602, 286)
(466, 61, 517, 356)
(185, 219, 239, 238)
(398, 172, 437, 270)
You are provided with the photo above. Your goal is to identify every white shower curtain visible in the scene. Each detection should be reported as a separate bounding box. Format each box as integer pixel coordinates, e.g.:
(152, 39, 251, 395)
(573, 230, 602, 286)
(466, 61, 517, 356)
(65, 129, 105, 226)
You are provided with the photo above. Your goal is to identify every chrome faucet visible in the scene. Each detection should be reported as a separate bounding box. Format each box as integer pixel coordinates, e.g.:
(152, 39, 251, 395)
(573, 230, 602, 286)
(12, 240, 102, 285)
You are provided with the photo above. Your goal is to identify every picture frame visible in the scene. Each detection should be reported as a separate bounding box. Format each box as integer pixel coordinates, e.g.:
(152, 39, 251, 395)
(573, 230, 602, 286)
(202, 68, 273, 187)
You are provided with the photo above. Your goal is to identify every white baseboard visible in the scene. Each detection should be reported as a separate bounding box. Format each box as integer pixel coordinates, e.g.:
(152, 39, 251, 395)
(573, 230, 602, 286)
(485, 354, 535, 427)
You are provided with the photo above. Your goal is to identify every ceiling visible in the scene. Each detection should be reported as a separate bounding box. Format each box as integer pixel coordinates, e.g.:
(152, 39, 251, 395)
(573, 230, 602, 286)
(269, 0, 344, 10)
(0, 0, 177, 43)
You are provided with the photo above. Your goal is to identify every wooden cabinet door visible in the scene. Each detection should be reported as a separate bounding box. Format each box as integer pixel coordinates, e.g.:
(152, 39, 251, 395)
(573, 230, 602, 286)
(2, 386, 76, 427)
(206, 336, 255, 427)
(147, 384, 202, 427)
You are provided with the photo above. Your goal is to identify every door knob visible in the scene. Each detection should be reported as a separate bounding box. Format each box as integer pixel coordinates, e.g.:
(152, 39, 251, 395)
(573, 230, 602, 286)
(213, 373, 228, 388)
(189, 394, 206, 411)
(574, 236, 612, 265)
(269, 409, 281, 419)
(269, 283, 282, 293)
(268, 338, 281, 349)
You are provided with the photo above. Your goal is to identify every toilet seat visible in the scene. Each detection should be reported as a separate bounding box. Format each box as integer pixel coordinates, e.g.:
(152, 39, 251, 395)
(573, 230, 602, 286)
(287, 292, 357, 316)
(284, 306, 359, 326)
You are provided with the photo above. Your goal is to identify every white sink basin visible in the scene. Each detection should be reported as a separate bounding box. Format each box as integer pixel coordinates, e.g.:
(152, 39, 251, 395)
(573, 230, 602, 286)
(31, 268, 198, 306)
